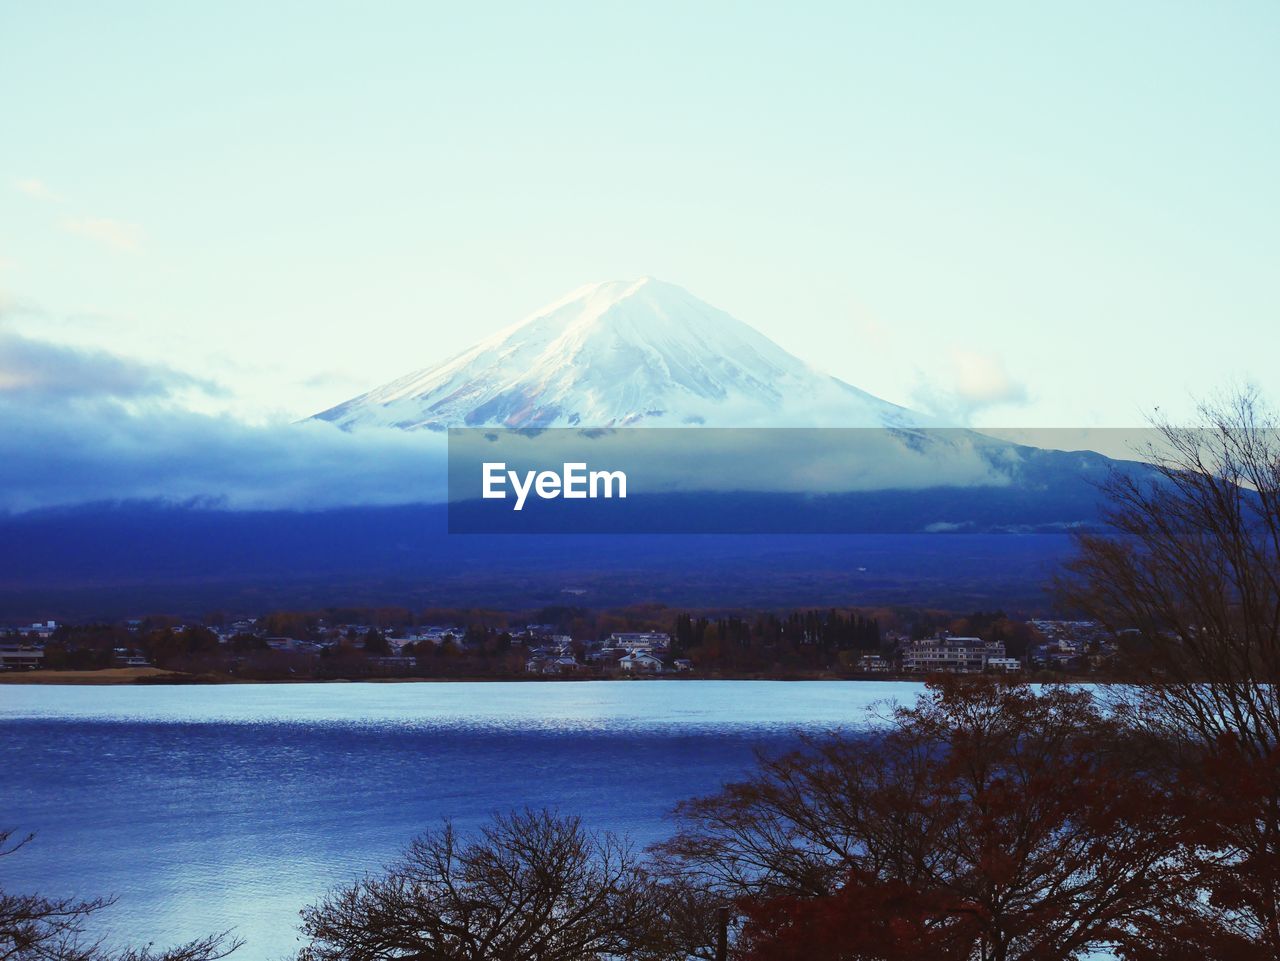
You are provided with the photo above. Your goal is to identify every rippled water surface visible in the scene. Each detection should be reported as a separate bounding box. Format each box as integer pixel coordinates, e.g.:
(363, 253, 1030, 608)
(1, 680, 920, 960)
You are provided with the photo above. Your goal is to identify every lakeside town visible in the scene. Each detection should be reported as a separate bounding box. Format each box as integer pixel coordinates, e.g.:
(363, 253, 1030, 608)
(0, 607, 1124, 681)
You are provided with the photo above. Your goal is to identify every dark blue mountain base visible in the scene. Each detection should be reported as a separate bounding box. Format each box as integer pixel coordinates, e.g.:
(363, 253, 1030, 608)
(0, 500, 1076, 620)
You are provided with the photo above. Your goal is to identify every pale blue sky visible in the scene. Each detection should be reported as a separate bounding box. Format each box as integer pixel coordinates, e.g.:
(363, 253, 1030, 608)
(2, 1, 1277, 427)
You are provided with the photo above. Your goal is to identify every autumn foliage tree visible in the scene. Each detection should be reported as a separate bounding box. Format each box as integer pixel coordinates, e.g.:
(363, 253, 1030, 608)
(657, 678, 1210, 961)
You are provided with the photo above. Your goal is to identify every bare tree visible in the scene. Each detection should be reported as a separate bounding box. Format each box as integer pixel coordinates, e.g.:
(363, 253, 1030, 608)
(0, 829, 240, 961)
(1059, 386, 1280, 956)
(1061, 387, 1280, 753)
(296, 809, 711, 961)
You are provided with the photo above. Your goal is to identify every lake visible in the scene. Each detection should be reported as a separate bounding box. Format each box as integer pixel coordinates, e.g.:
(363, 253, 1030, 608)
(0, 680, 921, 960)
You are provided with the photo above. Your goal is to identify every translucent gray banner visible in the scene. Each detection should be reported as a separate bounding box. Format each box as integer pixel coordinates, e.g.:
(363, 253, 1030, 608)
(446, 427, 1165, 534)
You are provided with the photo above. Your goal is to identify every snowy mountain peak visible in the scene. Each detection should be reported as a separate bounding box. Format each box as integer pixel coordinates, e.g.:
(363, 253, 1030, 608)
(313, 278, 918, 430)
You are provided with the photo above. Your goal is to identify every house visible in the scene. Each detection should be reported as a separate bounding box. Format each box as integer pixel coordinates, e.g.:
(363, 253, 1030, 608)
(986, 657, 1022, 672)
(0, 646, 44, 670)
(671, 658, 693, 672)
(618, 651, 664, 673)
(525, 655, 583, 675)
(412, 627, 463, 646)
(856, 654, 893, 673)
(1031, 644, 1084, 669)
(527, 640, 574, 662)
(264, 637, 324, 654)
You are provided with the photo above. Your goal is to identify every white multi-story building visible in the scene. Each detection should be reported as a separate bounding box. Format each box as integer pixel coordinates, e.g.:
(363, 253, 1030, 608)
(607, 632, 669, 650)
(902, 636, 1009, 674)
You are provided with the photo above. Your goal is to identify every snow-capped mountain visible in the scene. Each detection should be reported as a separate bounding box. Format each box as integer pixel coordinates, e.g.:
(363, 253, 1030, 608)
(313, 277, 919, 430)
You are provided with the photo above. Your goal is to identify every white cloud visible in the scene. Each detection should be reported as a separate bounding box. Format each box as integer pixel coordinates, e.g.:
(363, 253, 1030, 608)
(62, 217, 144, 252)
(0, 315, 437, 510)
(912, 348, 1030, 424)
(0, 325, 1035, 514)
(853, 316, 892, 352)
(14, 177, 65, 203)
(0, 398, 449, 513)
(951, 349, 1029, 408)
(13, 178, 143, 253)
(0, 325, 218, 402)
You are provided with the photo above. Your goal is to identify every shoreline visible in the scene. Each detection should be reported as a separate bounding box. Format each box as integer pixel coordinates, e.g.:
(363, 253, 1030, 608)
(0, 668, 1091, 686)
(0, 667, 178, 684)
(0, 669, 905, 685)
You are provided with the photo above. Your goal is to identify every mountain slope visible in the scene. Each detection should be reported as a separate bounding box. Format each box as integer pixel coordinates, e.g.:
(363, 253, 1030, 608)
(313, 277, 918, 430)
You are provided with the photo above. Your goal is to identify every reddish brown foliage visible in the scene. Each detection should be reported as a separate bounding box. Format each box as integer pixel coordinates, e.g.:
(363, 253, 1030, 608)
(662, 678, 1209, 961)
(736, 872, 965, 961)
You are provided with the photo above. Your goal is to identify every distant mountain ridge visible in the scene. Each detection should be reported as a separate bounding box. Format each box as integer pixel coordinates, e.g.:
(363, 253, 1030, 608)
(313, 277, 919, 431)
(0, 281, 1148, 614)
